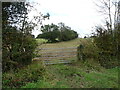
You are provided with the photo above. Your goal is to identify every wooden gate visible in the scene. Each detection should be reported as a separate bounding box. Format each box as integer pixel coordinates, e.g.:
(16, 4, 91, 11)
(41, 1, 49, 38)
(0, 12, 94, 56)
(34, 47, 77, 65)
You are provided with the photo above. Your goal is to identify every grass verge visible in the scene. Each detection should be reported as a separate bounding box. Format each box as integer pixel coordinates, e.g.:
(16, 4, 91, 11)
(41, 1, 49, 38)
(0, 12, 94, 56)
(2, 61, 46, 88)
(21, 59, 119, 88)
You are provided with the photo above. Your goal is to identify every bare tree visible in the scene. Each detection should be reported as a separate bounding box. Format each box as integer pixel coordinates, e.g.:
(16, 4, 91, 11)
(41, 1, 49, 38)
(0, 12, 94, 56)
(95, 0, 120, 30)
(94, 0, 120, 39)
(112, 0, 120, 28)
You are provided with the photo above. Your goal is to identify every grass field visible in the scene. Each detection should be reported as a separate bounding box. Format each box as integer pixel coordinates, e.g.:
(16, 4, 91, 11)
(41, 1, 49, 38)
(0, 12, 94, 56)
(36, 38, 48, 44)
(22, 38, 119, 88)
(3, 38, 119, 88)
(35, 38, 82, 62)
(35, 38, 92, 54)
(37, 38, 86, 48)
(22, 60, 119, 88)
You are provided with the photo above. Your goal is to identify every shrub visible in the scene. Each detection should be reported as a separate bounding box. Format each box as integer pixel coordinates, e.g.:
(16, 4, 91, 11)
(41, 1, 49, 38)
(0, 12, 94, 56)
(2, 2, 38, 72)
(2, 61, 46, 88)
(77, 38, 99, 62)
(92, 26, 119, 68)
(2, 30, 37, 72)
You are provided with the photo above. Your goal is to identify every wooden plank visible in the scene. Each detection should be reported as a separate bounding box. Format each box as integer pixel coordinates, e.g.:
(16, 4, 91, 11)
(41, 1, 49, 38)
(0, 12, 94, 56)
(40, 50, 77, 54)
(45, 61, 71, 65)
(41, 53, 77, 57)
(40, 55, 76, 59)
(35, 57, 61, 60)
(33, 56, 77, 61)
(34, 47, 78, 64)
(43, 60, 72, 63)
(41, 56, 76, 60)
(38, 47, 77, 50)
(36, 58, 65, 61)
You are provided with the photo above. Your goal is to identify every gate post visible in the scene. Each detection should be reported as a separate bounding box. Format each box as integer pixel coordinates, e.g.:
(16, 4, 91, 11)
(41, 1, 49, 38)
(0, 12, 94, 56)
(77, 44, 84, 61)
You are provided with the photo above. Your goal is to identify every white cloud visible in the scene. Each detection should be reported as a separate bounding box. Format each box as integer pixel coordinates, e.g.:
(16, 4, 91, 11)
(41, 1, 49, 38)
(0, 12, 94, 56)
(31, 0, 104, 37)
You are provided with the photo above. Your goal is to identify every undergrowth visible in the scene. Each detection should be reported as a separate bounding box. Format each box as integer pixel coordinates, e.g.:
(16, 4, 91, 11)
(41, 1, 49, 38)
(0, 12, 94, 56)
(21, 60, 119, 88)
(2, 61, 46, 88)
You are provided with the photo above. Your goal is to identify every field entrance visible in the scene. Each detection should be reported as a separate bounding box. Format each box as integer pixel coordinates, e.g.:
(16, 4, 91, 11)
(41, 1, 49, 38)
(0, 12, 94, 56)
(34, 47, 77, 65)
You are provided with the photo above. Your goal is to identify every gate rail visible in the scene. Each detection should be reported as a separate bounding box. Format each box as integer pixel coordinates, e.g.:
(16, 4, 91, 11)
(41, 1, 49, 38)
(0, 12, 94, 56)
(34, 47, 77, 65)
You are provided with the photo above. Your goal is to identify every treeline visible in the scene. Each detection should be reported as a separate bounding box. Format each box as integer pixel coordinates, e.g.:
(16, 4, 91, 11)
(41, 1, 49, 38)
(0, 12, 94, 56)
(92, 0, 120, 68)
(36, 23, 78, 43)
(93, 24, 120, 68)
(2, 2, 49, 72)
(77, 0, 120, 68)
(77, 25, 119, 68)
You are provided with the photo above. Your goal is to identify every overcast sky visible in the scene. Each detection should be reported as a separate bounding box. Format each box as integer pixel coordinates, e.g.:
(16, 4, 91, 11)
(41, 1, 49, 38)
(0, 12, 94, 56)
(30, 0, 105, 37)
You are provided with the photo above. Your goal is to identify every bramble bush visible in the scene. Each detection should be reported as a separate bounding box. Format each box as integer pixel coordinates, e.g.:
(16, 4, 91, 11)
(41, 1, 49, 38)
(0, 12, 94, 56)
(2, 61, 46, 88)
(93, 26, 119, 68)
(77, 38, 100, 62)
(2, 27, 37, 72)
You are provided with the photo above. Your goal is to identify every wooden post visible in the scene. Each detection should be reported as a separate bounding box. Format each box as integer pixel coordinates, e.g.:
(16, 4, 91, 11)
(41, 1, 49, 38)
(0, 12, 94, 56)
(77, 44, 84, 61)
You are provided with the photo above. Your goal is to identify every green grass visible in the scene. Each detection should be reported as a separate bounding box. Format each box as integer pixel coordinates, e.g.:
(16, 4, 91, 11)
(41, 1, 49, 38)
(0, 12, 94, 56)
(36, 38, 48, 44)
(38, 38, 83, 48)
(36, 38, 93, 48)
(2, 61, 46, 88)
(21, 60, 119, 88)
(3, 38, 119, 88)
(35, 38, 91, 58)
(29, 38, 118, 88)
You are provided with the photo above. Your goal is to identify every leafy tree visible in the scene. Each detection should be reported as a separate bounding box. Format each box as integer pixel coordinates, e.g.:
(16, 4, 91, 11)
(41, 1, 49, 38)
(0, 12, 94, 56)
(2, 2, 48, 72)
(37, 23, 78, 42)
(92, 0, 120, 68)
(37, 23, 60, 42)
(59, 29, 78, 41)
(58, 22, 78, 41)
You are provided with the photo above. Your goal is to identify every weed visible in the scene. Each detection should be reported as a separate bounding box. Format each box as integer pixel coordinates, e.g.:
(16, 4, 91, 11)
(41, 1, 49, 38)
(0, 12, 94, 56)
(2, 61, 46, 88)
